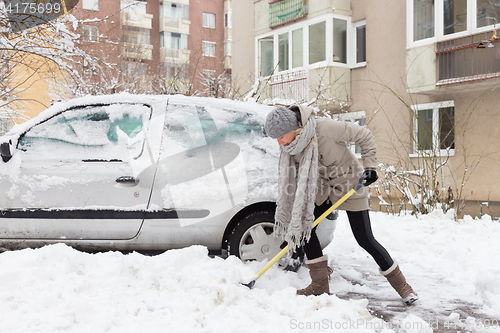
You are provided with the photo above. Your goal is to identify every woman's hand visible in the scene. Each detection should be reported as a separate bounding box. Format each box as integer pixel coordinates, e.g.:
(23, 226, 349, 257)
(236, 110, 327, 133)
(362, 169, 378, 186)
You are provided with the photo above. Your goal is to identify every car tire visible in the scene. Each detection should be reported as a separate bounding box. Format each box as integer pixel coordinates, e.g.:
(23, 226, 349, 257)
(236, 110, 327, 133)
(228, 210, 304, 271)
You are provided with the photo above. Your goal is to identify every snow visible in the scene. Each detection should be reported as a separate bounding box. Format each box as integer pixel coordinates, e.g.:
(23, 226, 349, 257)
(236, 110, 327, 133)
(0, 210, 499, 332)
(1, 94, 498, 330)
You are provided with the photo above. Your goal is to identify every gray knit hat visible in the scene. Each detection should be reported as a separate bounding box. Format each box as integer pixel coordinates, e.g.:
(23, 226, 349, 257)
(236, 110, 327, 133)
(264, 106, 299, 139)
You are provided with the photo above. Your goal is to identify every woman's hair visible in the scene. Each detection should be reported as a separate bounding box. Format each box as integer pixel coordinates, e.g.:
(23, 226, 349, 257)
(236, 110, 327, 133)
(289, 106, 302, 126)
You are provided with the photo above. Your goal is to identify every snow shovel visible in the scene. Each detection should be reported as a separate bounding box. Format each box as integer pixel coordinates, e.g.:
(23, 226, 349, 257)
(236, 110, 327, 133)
(241, 175, 369, 289)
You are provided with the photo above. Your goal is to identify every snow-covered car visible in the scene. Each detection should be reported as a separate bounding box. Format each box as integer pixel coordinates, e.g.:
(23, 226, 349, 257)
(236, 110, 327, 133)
(0, 94, 336, 263)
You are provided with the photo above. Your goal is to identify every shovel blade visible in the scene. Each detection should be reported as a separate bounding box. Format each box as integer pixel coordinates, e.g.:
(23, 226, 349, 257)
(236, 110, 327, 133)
(241, 280, 256, 289)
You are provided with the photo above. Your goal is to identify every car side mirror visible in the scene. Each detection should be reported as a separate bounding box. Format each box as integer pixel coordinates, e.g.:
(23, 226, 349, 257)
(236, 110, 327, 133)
(1, 140, 13, 162)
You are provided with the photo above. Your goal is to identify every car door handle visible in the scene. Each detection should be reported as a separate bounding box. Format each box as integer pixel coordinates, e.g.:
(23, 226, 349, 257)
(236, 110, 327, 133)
(115, 176, 139, 187)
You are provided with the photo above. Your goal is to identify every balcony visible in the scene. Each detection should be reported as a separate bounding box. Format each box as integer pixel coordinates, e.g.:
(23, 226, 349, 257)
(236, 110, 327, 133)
(122, 43, 153, 61)
(160, 48, 191, 63)
(160, 17, 190, 35)
(121, 11, 153, 30)
(269, 70, 308, 102)
(269, 0, 307, 28)
(436, 31, 500, 86)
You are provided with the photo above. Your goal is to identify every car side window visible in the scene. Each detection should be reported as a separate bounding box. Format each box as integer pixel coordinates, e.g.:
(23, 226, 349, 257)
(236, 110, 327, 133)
(164, 104, 263, 154)
(204, 106, 264, 142)
(164, 104, 207, 154)
(18, 103, 151, 161)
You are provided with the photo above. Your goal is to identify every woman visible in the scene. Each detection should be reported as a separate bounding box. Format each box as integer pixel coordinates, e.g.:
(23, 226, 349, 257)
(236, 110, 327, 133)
(264, 105, 418, 305)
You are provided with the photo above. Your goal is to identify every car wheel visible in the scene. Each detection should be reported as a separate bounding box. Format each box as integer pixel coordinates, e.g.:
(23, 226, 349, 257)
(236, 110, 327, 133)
(228, 210, 304, 271)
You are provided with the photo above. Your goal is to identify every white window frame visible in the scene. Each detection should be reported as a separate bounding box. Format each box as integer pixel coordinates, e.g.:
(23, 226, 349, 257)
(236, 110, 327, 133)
(308, 19, 327, 67)
(160, 32, 188, 50)
(411, 100, 455, 157)
(255, 13, 362, 78)
(224, 39, 232, 57)
(202, 41, 216, 57)
(407, 0, 498, 49)
(82, 0, 99, 11)
(160, 2, 189, 20)
(352, 20, 367, 68)
(121, 0, 147, 14)
(224, 12, 232, 28)
(291, 27, 304, 69)
(202, 12, 216, 29)
(278, 32, 290, 72)
(82, 25, 99, 42)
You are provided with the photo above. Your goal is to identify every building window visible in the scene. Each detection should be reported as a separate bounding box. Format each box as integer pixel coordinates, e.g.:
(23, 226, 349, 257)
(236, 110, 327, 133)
(202, 41, 216, 57)
(82, 0, 98, 10)
(412, 101, 455, 153)
(444, 0, 467, 35)
(332, 18, 347, 63)
(409, 0, 500, 46)
(257, 15, 363, 76)
(278, 33, 289, 72)
(224, 39, 232, 56)
(162, 61, 186, 80)
(203, 13, 216, 29)
(121, 0, 146, 13)
(477, 0, 500, 28)
(413, 0, 435, 41)
(123, 26, 151, 45)
(356, 24, 366, 64)
(160, 32, 188, 50)
(122, 61, 147, 77)
(259, 36, 274, 76)
(292, 28, 303, 68)
(82, 25, 99, 42)
(224, 12, 232, 28)
(309, 21, 326, 64)
(160, 2, 189, 20)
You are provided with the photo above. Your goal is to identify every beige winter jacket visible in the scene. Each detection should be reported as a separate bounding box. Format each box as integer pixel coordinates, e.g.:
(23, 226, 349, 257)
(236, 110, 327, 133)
(293, 105, 377, 211)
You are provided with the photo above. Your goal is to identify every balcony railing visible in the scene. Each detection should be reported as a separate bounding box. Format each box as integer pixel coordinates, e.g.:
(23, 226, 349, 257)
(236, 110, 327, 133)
(121, 11, 153, 29)
(269, 0, 307, 28)
(160, 48, 190, 63)
(269, 70, 308, 102)
(159, 17, 190, 35)
(122, 43, 153, 61)
(436, 30, 500, 85)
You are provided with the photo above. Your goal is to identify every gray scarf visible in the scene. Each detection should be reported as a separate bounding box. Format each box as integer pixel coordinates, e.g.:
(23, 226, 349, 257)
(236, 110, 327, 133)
(274, 117, 318, 251)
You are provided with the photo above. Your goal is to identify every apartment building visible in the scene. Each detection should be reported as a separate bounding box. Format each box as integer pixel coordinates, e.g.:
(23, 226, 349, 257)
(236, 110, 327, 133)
(248, 0, 500, 217)
(253, 0, 365, 109)
(71, 0, 228, 95)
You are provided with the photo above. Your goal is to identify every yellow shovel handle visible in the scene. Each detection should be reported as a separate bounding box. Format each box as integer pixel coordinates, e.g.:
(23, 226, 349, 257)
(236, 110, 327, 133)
(254, 187, 358, 281)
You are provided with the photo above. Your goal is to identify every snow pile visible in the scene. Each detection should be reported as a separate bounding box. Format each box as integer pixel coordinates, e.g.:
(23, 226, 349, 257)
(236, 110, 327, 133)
(0, 245, 379, 333)
(0, 211, 499, 332)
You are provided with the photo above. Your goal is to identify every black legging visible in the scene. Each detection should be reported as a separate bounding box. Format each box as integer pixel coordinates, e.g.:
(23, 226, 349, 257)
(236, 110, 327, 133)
(303, 201, 394, 271)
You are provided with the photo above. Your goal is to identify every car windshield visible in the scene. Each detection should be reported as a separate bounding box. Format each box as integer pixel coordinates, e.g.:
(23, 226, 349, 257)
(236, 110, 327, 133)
(18, 103, 151, 161)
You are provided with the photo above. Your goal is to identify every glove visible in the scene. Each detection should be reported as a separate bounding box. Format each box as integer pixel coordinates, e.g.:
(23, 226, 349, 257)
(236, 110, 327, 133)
(362, 169, 378, 186)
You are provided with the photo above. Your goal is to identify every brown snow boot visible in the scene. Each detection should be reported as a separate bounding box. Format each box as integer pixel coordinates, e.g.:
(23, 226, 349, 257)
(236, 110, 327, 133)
(381, 262, 419, 305)
(297, 255, 333, 296)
